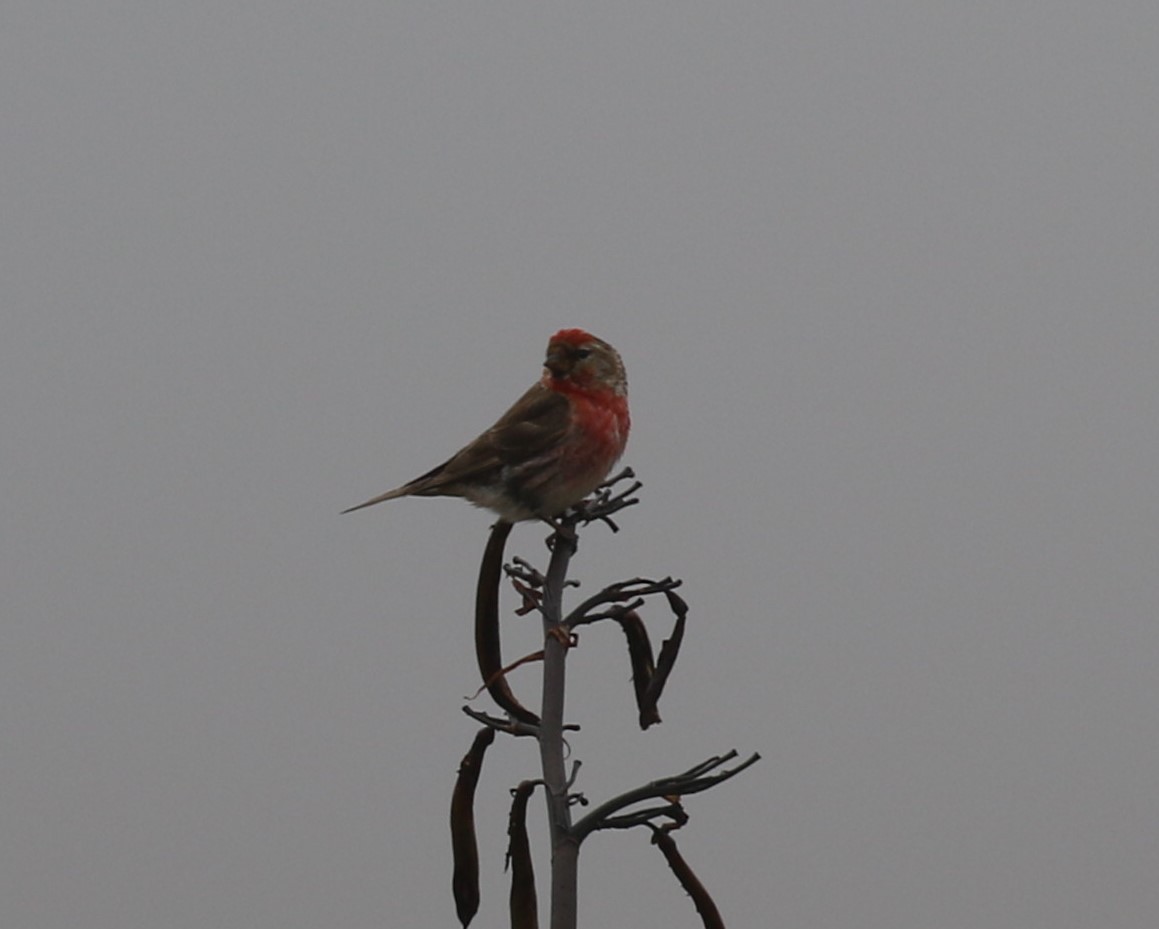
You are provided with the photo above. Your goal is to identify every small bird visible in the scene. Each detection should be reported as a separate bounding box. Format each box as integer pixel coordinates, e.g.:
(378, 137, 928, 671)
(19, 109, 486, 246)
(343, 329, 629, 522)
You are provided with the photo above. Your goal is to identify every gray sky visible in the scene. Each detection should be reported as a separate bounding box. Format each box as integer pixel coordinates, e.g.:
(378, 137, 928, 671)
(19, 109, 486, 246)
(4, 3, 1158, 927)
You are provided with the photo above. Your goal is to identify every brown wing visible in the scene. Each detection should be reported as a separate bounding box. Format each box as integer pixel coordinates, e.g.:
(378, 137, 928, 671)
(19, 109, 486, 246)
(397, 382, 571, 496)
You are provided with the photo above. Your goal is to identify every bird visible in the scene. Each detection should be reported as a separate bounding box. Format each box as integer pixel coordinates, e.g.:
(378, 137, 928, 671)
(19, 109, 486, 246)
(343, 329, 629, 523)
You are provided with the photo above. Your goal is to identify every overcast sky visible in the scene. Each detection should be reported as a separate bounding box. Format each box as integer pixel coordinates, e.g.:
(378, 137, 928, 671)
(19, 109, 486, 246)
(4, 3, 1158, 927)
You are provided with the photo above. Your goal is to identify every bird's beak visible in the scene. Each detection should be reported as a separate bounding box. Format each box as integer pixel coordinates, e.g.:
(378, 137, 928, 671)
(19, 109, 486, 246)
(543, 349, 568, 378)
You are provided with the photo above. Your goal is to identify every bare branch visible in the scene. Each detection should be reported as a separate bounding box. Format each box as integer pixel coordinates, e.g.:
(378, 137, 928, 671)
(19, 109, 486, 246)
(570, 597, 647, 627)
(672, 751, 748, 781)
(460, 706, 579, 738)
(563, 577, 682, 629)
(538, 519, 581, 928)
(460, 706, 538, 738)
(506, 556, 545, 588)
(596, 802, 686, 832)
(558, 468, 642, 533)
(505, 557, 546, 616)
(598, 465, 636, 489)
(565, 760, 582, 790)
(571, 751, 762, 843)
(505, 557, 579, 616)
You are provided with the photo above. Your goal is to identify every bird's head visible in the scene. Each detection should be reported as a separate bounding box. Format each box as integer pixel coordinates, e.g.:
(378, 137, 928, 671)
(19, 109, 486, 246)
(542, 329, 627, 397)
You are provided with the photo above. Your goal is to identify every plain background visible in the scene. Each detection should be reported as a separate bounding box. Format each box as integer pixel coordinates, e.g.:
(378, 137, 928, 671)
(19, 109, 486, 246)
(4, 3, 1158, 927)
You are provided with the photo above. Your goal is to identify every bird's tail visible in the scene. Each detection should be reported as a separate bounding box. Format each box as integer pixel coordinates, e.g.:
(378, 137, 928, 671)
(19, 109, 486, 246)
(341, 486, 408, 514)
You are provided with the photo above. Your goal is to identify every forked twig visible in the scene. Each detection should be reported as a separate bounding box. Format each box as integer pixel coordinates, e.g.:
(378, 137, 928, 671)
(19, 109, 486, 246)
(570, 467, 642, 532)
(571, 751, 761, 842)
(564, 577, 683, 629)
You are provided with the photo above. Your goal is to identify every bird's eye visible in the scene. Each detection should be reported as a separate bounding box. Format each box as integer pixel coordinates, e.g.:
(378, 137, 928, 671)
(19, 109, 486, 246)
(575, 348, 592, 359)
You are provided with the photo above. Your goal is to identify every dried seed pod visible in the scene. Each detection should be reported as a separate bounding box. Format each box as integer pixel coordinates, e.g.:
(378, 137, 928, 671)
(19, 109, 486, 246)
(450, 728, 496, 927)
(615, 610, 660, 728)
(640, 592, 688, 721)
(475, 521, 539, 725)
(651, 829, 724, 929)
(506, 781, 539, 929)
